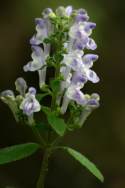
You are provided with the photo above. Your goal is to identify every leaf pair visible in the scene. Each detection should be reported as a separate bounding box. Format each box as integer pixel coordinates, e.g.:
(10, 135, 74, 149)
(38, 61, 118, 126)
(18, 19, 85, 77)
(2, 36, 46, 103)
(0, 143, 104, 183)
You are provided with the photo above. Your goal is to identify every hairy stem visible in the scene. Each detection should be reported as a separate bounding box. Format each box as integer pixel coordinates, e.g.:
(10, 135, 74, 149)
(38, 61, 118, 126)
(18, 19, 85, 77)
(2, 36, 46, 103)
(28, 115, 46, 147)
(36, 19, 65, 188)
(31, 126, 46, 147)
(37, 148, 51, 188)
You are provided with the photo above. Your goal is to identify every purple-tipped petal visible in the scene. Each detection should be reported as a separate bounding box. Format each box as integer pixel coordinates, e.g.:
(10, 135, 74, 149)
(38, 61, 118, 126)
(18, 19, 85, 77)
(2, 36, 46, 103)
(86, 38, 97, 50)
(66, 86, 87, 105)
(73, 90, 86, 105)
(87, 97, 100, 108)
(23, 46, 45, 72)
(30, 35, 41, 45)
(28, 87, 36, 95)
(31, 45, 42, 57)
(75, 14, 89, 22)
(73, 36, 88, 50)
(84, 54, 98, 62)
(20, 94, 40, 116)
(77, 9, 87, 15)
(65, 6, 73, 16)
(62, 51, 83, 71)
(84, 22, 96, 32)
(71, 72, 87, 88)
(82, 54, 98, 68)
(35, 18, 46, 28)
(86, 69, 100, 83)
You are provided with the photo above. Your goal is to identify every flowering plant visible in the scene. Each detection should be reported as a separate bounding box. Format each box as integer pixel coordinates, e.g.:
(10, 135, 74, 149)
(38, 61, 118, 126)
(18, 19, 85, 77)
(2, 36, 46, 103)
(0, 6, 104, 188)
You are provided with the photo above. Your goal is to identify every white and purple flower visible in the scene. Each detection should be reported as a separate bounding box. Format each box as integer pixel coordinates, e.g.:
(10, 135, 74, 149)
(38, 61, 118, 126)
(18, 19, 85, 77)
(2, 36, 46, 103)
(61, 50, 84, 73)
(20, 87, 40, 116)
(23, 46, 46, 72)
(30, 16, 53, 46)
(23, 46, 49, 88)
(60, 86, 88, 114)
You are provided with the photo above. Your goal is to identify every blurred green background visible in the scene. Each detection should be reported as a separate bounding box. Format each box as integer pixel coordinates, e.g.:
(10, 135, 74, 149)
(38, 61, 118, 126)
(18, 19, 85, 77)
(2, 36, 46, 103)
(0, 0, 125, 188)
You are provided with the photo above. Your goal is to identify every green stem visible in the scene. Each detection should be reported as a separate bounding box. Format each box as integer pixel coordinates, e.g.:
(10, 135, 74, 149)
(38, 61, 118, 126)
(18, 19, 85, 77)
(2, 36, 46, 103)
(36, 20, 65, 188)
(51, 135, 61, 147)
(37, 148, 51, 188)
(31, 126, 46, 147)
(28, 115, 46, 147)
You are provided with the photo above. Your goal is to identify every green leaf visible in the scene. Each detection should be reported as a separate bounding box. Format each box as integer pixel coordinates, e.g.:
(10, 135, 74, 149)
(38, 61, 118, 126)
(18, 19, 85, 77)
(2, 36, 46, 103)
(36, 122, 50, 132)
(50, 79, 60, 93)
(0, 143, 40, 165)
(36, 93, 50, 102)
(63, 147, 104, 182)
(47, 113, 67, 136)
(41, 105, 51, 115)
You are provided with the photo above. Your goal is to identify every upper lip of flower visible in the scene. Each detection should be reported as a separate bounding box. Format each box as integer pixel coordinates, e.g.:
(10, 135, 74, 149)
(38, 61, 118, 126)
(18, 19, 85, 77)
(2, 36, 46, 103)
(20, 88, 41, 116)
(23, 46, 47, 72)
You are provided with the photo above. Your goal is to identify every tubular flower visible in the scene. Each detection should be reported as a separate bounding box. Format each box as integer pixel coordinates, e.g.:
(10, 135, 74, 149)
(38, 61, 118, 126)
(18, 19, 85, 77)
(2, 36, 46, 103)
(61, 86, 88, 114)
(1, 6, 101, 128)
(23, 45, 49, 88)
(20, 87, 40, 116)
(0, 77, 41, 120)
(23, 46, 46, 72)
(24, 12, 53, 88)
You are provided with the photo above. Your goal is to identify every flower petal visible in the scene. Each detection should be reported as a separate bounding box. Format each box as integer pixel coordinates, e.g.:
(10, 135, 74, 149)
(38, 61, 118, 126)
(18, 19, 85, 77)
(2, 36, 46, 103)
(28, 87, 36, 95)
(71, 72, 87, 88)
(66, 86, 87, 105)
(20, 94, 40, 116)
(23, 46, 45, 72)
(65, 6, 73, 16)
(82, 54, 98, 68)
(86, 38, 97, 50)
(86, 69, 100, 83)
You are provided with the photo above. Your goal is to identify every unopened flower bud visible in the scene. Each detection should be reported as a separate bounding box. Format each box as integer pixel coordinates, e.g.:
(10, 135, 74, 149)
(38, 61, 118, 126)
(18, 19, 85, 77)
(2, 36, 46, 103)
(15, 77, 27, 96)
